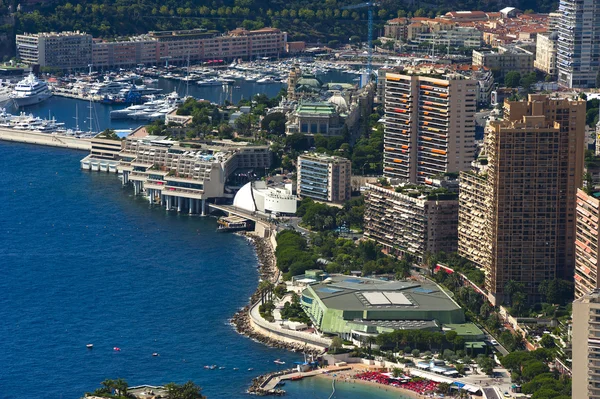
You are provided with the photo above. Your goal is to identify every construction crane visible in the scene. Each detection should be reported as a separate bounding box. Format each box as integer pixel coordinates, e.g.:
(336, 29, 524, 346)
(341, 2, 380, 80)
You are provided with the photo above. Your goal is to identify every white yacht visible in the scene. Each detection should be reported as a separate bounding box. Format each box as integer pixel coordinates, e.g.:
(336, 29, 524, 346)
(10, 73, 52, 107)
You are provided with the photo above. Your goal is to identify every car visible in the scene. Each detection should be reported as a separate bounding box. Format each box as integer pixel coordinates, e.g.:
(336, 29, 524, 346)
(490, 339, 499, 345)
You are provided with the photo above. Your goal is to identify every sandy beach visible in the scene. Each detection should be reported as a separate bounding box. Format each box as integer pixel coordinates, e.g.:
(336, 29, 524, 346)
(315, 364, 434, 399)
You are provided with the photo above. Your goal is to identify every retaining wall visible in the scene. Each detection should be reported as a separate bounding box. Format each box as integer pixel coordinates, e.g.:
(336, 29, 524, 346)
(0, 128, 91, 151)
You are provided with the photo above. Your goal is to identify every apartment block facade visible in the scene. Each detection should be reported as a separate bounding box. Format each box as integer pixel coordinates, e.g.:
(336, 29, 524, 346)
(16, 31, 93, 69)
(383, 69, 476, 184)
(557, 0, 600, 88)
(472, 45, 535, 77)
(575, 189, 600, 298)
(18, 28, 286, 69)
(572, 290, 600, 399)
(534, 32, 559, 76)
(364, 183, 459, 259)
(458, 95, 586, 304)
(297, 154, 351, 203)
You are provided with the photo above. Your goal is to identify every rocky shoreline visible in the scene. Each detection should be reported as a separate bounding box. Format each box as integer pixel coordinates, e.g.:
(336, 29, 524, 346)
(230, 233, 323, 395)
(230, 233, 322, 355)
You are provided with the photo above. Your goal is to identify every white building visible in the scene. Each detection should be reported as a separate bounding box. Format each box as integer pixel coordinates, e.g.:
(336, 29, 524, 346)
(233, 181, 297, 215)
(16, 31, 93, 69)
(557, 0, 600, 88)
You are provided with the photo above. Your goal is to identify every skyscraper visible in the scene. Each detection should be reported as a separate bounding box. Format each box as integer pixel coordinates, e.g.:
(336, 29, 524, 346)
(458, 95, 585, 304)
(572, 289, 600, 399)
(383, 68, 476, 183)
(556, 0, 600, 88)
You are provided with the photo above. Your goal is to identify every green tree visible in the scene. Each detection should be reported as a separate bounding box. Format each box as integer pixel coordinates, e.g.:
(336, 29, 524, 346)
(505, 71, 522, 88)
(329, 336, 344, 354)
(165, 381, 206, 399)
(539, 334, 555, 348)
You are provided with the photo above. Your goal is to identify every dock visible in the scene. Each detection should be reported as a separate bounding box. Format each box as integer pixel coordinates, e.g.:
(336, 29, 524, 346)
(0, 127, 91, 151)
(262, 366, 352, 390)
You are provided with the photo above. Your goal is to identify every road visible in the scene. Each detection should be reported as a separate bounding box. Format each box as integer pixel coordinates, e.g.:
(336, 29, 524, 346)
(483, 387, 501, 399)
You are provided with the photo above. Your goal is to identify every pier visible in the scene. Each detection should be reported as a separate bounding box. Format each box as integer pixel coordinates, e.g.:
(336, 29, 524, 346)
(0, 127, 91, 151)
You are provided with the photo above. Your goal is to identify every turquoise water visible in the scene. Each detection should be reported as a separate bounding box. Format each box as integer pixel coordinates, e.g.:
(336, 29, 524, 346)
(285, 376, 410, 398)
(0, 142, 397, 399)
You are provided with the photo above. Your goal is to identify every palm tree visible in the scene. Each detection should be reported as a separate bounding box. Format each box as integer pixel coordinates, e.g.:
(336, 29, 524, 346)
(101, 379, 115, 394)
(113, 378, 129, 398)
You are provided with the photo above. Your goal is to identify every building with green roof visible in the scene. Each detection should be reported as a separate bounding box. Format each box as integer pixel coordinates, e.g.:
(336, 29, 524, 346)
(300, 275, 465, 339)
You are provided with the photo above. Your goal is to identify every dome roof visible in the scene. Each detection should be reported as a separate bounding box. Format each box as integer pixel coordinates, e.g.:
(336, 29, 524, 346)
(296, 74, 323, 90)
(328, 92, 348, 112)
(549, 31, 559, 41)
(233, 182, 257, 212)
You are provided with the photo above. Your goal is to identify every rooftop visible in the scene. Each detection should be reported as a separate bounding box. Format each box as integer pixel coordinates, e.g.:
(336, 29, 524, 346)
(305, 275, 461, 313)
(299, 152, 351, 164)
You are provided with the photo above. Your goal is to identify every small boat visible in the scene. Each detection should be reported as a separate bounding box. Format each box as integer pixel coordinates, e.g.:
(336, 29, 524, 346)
(152, 353, 159, 357)
(113, 347, 121, 352)
(274, 359, 286, 365)
(209, 365, 217, 370)
(276, 381, 286, 387)
(248, 368, 254, 371)
(219, 366, 226, 370)
(233, 367, 239, 371)
(86, 344, 93, 349)
(291, 375, 304, 381)
(204, 365, 210, 369)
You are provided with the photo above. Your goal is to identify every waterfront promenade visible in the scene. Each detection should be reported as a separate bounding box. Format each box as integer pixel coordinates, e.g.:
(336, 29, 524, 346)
(0, 127, 91, 150)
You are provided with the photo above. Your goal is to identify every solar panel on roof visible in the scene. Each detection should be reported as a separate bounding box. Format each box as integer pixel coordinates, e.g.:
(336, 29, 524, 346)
(384, 292, 413, 305)
(363, 292, 391, 305)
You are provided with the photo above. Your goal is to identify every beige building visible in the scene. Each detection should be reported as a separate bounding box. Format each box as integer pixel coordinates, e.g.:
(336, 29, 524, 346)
(575, 189, 600, 299)
(458, 95, 586, 304)
(16, 31, 93, 69)
(383, 67, 476, 184)
(297, 153, 351, 203)
(472, 45, 535, 77)
(364, 181, 459, 260)
(572, 289, 600, 399)
(534, 32, 558, 76)
(20, 28, 286, 69)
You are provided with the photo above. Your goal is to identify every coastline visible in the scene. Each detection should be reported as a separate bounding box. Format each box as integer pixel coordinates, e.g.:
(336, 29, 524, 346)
(230, 232, 321, 355)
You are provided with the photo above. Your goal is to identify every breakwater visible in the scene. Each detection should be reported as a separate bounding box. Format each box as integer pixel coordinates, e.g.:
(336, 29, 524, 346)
(0, 128, 91, 150)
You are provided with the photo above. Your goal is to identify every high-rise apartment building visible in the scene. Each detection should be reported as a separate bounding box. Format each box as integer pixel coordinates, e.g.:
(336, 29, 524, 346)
(364, 180, 459, 259)
(16, 31, 93, 69)
(383, 67, 476, 184)
(458, 95, 586, 304)
(575, 188, 600, 298)
(572, 289, 600, 399)
(297, 153, 351, 203)
(557, 0, 600, 88)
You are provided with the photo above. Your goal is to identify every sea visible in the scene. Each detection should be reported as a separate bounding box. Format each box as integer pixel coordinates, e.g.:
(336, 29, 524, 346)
(0, 71, 407, 399)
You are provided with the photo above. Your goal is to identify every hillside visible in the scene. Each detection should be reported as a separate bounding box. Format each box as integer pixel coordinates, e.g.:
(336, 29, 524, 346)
(9, 0, 558, 43)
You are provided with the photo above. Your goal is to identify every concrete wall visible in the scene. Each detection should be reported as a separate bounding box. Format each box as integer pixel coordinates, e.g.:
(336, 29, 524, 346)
(0, 128, 91, 151)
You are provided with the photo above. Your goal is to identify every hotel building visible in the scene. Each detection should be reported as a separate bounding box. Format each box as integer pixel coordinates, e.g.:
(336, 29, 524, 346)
(297, 153, 351, 203)
(81, 130, 271, 214)
(556, 0, 600, 88)
(364, 180, 459, 260)
(572, 289, 600, 399)
(458, 95, 586, 304)
(16, 31, 93, 69)
(575, 188, 600, 298)
(383, 68, 476, 184)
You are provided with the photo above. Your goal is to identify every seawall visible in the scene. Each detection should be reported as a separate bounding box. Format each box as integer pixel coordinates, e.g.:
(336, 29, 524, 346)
(0, 128, 91, 151)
